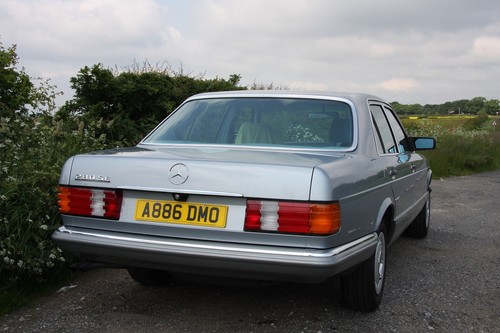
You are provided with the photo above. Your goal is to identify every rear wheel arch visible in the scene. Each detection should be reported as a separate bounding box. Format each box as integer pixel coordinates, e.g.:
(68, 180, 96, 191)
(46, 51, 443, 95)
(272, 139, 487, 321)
(374, 198, 395, 242)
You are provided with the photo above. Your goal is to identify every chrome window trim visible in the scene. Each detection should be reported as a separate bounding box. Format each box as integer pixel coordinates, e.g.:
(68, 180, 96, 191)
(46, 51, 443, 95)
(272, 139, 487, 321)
(140, 95, 359, 152)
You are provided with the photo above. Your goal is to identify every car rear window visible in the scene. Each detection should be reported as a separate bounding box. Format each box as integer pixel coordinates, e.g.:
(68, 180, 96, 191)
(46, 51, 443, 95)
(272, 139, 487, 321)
(142, 97, 354, 149)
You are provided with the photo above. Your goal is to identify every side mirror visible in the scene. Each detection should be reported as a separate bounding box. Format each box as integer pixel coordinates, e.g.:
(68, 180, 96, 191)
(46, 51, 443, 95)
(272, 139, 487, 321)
(411, 137, 436, 150)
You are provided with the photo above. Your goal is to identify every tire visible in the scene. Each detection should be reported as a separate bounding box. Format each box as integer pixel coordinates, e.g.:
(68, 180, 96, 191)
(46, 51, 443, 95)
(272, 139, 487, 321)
(405, 193, 431, 239)
(341, 224, 387, 312)
(127, 267, 171, 286)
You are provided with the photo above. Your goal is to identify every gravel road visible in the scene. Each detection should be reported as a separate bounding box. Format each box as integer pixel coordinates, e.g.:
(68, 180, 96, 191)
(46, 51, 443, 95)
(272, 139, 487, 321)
(1, 171, 499, 332)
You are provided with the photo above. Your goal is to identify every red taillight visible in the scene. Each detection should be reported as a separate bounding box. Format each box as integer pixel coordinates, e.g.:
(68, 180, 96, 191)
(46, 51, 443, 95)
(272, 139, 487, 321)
(245, 200, 341, 235)
(102, 190, 122, 219)
(244, 200, 262, 230)
(277, 202, 311, 233)
(57, 186, 123, 220)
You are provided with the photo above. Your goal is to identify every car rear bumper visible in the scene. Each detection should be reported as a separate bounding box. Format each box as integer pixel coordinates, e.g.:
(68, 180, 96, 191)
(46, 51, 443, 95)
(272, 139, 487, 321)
(52, 226, 377, 283)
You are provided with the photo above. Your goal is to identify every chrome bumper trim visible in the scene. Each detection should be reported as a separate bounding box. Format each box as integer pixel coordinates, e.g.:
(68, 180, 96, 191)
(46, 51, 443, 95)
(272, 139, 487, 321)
(56, 226, 376, 259)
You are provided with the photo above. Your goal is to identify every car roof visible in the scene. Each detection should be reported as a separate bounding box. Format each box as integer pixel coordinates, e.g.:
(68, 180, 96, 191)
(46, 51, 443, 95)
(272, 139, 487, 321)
(185, 90, 386, 104)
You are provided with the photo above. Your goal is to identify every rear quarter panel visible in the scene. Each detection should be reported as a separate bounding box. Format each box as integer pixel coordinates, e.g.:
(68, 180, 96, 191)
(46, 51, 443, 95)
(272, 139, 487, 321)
(311, 155, 394, 247)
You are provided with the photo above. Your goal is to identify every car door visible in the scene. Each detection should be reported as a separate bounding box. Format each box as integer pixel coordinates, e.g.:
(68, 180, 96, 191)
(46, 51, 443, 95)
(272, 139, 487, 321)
(369, 104, 423, 232)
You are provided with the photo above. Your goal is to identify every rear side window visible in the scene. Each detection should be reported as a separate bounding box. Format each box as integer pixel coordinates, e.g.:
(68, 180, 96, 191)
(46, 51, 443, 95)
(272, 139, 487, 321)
(384, 107, 411, 152)
(370, 104, 411, 154)
(370, 105, 397, 154)
(143, 98, 355, 149)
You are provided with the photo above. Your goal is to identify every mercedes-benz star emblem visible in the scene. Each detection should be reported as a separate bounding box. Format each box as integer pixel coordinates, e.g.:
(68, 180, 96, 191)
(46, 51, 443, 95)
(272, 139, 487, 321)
(169, 163, 189, 185)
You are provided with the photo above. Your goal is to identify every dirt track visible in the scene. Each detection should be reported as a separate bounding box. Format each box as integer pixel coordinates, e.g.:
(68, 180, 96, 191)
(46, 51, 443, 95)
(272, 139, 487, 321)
(1, 171, 499, 332)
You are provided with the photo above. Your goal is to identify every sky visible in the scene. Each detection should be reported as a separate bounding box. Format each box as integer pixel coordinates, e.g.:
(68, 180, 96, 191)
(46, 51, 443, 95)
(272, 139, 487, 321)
(1, 0, 500, 107)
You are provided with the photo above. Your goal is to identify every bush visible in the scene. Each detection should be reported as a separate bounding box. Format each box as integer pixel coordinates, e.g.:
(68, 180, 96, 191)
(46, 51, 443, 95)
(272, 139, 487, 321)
(0, 113, 116, 285)
(57, 64, 245, 145)
(462, 112, 489, 130)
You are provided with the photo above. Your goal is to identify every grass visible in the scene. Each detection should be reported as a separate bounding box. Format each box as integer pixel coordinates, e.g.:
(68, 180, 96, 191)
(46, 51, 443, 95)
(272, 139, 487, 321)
(402, 115, 475, 129)
(423, 131, 500, 177)
(402, 115, 500, 178)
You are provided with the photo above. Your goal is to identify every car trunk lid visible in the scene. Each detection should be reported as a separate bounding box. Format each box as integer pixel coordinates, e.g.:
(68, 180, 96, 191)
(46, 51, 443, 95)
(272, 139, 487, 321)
(66, 146, 340, 201)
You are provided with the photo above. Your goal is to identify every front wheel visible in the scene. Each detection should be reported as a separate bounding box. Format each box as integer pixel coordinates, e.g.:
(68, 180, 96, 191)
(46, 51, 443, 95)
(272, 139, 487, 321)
(341, 224, 387, 312)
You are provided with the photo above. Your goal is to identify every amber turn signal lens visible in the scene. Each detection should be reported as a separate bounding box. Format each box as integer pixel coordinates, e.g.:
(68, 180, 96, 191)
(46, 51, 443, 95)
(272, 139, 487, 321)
(310, 203, 341, 235)
(57, 186, 71, 213)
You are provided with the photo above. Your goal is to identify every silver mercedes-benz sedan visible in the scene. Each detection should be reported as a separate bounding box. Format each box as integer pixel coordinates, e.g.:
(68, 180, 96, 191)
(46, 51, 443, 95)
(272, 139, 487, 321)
(52, 91, 435, 311)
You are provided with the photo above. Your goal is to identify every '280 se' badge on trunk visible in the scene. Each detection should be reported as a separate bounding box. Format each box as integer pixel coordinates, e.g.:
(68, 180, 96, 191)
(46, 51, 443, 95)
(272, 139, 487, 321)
(74, 174, 111, 183)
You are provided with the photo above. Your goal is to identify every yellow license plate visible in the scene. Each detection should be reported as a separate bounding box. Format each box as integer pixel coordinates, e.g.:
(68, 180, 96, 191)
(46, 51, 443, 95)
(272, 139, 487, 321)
(134, 200, 227, 228)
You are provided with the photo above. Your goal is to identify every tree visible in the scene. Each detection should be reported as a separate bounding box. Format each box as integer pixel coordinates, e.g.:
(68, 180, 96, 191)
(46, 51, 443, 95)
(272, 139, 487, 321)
(0, 42, 59, 118)
(0, 42, 34, 117)
(466, 97, 486, 114)
(57, 62, 245, 145)
(484, 99, 500, 115)
(392, 102, 426, 115)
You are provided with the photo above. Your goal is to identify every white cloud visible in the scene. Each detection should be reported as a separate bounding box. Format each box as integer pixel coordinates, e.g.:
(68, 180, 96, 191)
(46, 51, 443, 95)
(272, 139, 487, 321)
(378, 78, 420, 92)
(471, 36, 500, 60)
(1, 0, 500, 105)
(288, 81, 328, 91)
(368, 43, 396, 57)
(1, 0, 187, 68)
